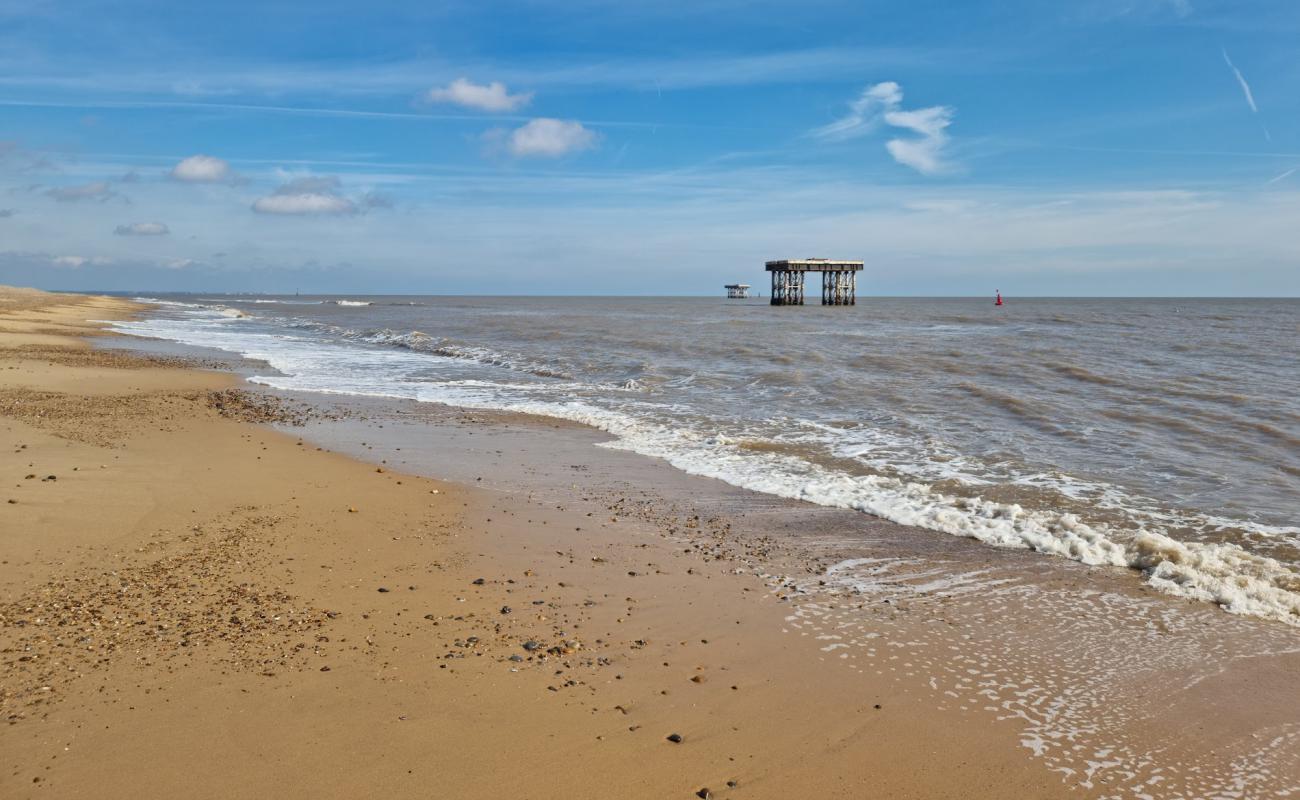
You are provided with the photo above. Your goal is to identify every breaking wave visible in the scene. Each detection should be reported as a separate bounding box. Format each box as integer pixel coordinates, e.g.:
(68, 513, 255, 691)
(108, 299, 1300, 628)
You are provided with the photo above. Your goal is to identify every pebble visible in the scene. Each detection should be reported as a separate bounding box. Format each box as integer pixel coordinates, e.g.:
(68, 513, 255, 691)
(696, 789, 712, 799)
(472, 578, 485, 585)
(666, 733, 683, 743)
(377, 587, 390, 593)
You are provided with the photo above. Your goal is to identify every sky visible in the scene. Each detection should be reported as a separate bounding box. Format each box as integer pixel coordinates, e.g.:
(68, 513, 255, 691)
(1, 0, 1299, 296)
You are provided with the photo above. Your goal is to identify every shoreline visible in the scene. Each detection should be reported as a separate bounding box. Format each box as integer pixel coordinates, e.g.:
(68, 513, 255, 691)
(3, 287, 1298, 798)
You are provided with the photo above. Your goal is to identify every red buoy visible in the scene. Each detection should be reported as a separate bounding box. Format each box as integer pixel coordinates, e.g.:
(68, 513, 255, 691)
(995, 290, 1003, 306)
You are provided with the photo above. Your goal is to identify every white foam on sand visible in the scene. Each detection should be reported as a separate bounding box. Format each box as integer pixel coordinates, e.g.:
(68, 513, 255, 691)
(773, 556, 1300, 798)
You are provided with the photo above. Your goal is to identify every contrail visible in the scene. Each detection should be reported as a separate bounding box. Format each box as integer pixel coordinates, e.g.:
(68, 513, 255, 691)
(1222, 48, 1271, 142)
(1265, 167, 1296, 184)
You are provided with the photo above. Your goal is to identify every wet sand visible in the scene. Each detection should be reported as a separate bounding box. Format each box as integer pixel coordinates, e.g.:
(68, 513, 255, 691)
(2, 286, 1297, 799)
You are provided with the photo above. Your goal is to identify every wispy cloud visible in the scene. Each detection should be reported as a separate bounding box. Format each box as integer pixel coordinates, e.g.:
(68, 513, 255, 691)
(252, 175, 355, 216)
(114, 221, 170, 236)
(423, 78, 532, 112)
(1221, 48, 1270, 142)
(44, 180, 117, 202)
(2, 251, 190, 271)
(812, 82, 902, 142)
(813, 82, 955, 175)
(0, 46, 962, 97)
(0, 99, 676, 131)
(0, 139, 60, 174)
(250, 174, 392, 216)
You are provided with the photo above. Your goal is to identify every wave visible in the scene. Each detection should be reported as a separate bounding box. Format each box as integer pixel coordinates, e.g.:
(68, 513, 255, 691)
(135, 297, 246, 318)
(106, 302, 1300, 628)
(330, 300, 372, 307)
(283, 322, 576, 381)
(436, 396, 1300, 626)
(1049, 363, 1123, 386)
(388, 386, 1300, 627)
(375, 330, 573, 380)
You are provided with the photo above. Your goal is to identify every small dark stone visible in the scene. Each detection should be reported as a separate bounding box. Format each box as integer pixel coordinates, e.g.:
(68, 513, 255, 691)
(523, 640, 541, 651)
(696, 789, 712, 799)
(508, 655, 524, 662)
(726, 780, 738, 788)
(666, 733, 683, 743)
(423, 614, 436, 620)
(320, 666, 331, 672)
(873, 704, 882, 709)
(500, 606, 512, 614)
(472, 578, 485, 585)
(377, 587, 390, 593)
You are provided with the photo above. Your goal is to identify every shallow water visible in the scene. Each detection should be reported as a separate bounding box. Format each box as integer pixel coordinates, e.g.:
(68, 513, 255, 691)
(111, 295, 1300, 624)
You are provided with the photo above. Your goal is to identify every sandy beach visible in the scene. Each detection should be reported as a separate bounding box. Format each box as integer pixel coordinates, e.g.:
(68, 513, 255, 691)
(2, 287, 1297, 799)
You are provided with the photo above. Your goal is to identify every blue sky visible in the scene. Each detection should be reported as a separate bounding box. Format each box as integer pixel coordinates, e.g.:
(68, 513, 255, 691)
(1, 0, 1298, 295)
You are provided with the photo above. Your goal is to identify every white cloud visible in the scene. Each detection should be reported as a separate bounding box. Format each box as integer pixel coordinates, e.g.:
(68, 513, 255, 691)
(504, 118, 598, 158)
(883, 105, 955, 175)
(813, 82, 954, 175)
(424, 78, 532, 112)
(252, 175, 357, 215)
(51, 255, 87, 268)
(170, 154, 232, 183)
(884, 105, 952, 139)
(114, 221, 170, 236)
(885, 138, 948, 175)
(45, 180, 116, 202)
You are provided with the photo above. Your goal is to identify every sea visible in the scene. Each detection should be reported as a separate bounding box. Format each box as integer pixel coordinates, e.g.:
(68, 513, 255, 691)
(110, 295, 1300, 626)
